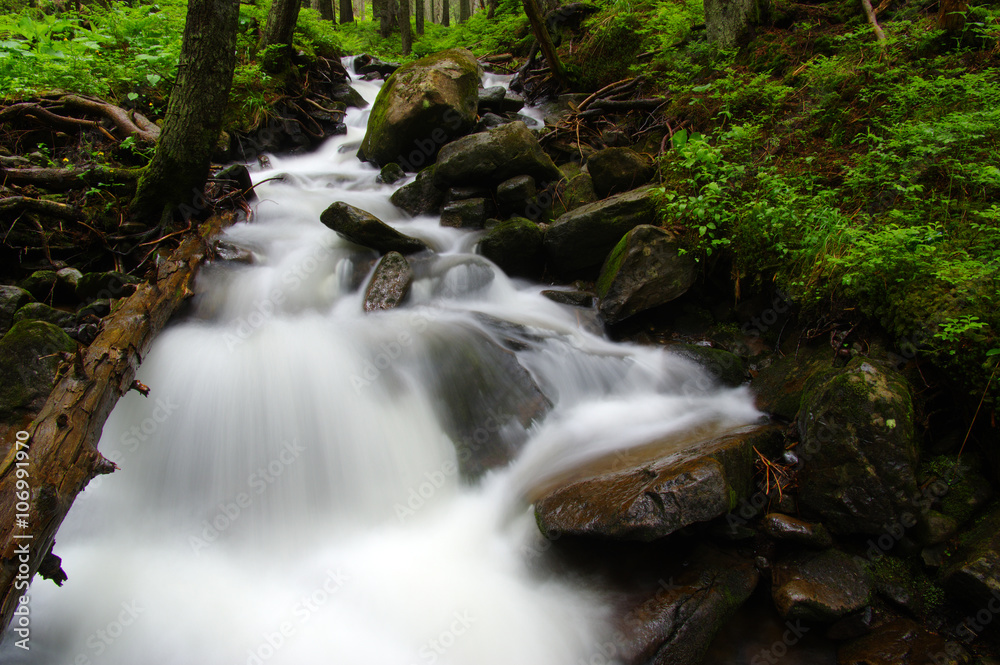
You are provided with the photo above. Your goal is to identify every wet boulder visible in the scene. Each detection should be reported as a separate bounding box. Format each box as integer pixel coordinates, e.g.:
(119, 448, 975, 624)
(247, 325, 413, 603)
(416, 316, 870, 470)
(771, 549, 872, 622)
(422, 324, 552, 480)
(940, 504, 1000, 607)
(477, 86, 525, 115)
(12, 302, 76, 328)
(668, 344, 748, 388)
(596, 225, 697, 324)
(837, 618, 969, 665)
(587, 147, 656, 198)
(551, 172, 598, 218)
(434, 121, 561, 188)
(616, 546, 760, 665)
(750, 343, 835, 419)
(329, 83, 369, 109)
(796, 358, 920, 536)
(762, 513, 834, 549)
(75, 271, 139, 303)
(376, 163, 406, 185)
(440, 198, 489, 229)
(496, 175, 537, 217)
(390, 165, 446, 217)
(0, 320, 76, 423)
(321, 201, 428, 255)
(544, 186, 659, 276)
(359, 49, 479, 170)
(0, 286, 33, 336)
(19, 270, 59, 302)
(477, 217, 544, 278)
(534, 424, 782, 541)
(363, 252, 413, 312)
(354, 54, 400, 78)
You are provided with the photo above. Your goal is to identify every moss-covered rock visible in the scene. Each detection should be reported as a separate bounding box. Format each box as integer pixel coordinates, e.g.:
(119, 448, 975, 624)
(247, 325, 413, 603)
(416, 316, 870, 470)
(544, 185, 659, 276)
(477, 217, 544, 278)
(704, 0, 771, 48)
(940, 504, 1000, 607)
(669, 343, 748, 388)
(19, 270, 59, 302)
(12, 302, 76, 328)
(551, 172, 598, 218)
(359, 49, 479, 170)
(750, 343, 836, 419)
(320, 201, 428, 254)
(796, 357, 920, 536)
(0, 320, 76, 423)
(587, 147, 655, 198)
(596, 224, 697, 324)
(75, 271, 140, 303)
(433, 121, 561, 188)
(0, 285, 34, 337)
(440, 198, 488, 229)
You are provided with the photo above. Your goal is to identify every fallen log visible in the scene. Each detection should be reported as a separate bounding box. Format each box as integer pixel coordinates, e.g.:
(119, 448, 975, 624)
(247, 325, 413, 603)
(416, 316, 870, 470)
(0, 165, 142, 192)
(0, 196, 84, 220)
(0, 210, 238, 637)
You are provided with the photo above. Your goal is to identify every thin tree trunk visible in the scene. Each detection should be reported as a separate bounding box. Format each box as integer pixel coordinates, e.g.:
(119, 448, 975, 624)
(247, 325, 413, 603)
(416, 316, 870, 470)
(259, 0, 303, 53)
(0, 211, 238, 637)
(311, 0, 334, 21)
(442, 0, 450, 26)
(340, 0, 354, 22)
(522, 0, 566, 85)
(458, 0, 469, 22)
(938, 0, 967, 32)
(130, 0, 240, 227)
(415, 0, 423, 34)
(400, 0, 412, 53)
(487, 0, 496, 19)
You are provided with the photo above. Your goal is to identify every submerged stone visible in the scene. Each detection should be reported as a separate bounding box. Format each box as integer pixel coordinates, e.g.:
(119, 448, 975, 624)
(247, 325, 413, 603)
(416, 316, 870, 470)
(320, 201, 428, 255)
(363, 251, 413, 312)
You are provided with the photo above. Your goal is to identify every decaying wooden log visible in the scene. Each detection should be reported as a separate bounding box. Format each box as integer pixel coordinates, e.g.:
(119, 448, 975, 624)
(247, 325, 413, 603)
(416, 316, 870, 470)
(0, 210, 237, 637)
(0, 165, 142, 192)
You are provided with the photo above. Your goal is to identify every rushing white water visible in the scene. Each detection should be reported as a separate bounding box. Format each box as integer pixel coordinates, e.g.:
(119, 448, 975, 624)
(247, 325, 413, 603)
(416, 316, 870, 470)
(1, 60, 760, 665)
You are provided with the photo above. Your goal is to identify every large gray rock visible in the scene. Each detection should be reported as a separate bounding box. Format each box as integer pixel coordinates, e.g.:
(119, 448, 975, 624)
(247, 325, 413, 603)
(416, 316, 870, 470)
(359, 49, 479, 170)
(534, 424, 782, 541)
(615, 546, 759, 665)
(544, 186, 659, 275)
(771, 549, 872, 622)
(434, 121, 561, 188)
(0, 320, 76, 423)
(704, 0, 770, 48)
(796, 357, 920, 536)
(422, 325, 552, 480)
(363, 252, 413, 312)
(390, 165, 446, 217)
(596, 225, 697, 324)
(587, 147, 655, 198)
(321, 201, 428, 255)
(0, 285, 33, 336)
(477, 217, 544, 278)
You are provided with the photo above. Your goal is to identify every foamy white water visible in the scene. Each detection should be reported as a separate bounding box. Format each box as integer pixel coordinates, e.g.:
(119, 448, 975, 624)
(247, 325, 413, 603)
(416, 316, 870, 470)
(0, 59, 759, 664)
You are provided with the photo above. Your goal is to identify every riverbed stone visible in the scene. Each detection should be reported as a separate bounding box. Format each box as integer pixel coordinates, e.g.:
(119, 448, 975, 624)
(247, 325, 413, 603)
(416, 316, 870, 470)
(496, 175, 537, 216)
(750, 343, 835, 420)
(20, 270, 59, 302)
(796, 357, 920, 536)
(940, 504, 1000, 607)
(762, 513, 834, 548)
(422, 324, 552, 479)
(587, 147, 655, 198)
(544, 186, 659, 276)
(0, 285, 33, 336)
(434, 121, 561, 188)
(359, 49, 479, 169)
(836, 617, 969, 665)
(12, 302, 76, 328)
(0, 320, 76, 423)
(440, 198, 488, 229)
(376, 163, 406, 185)
(363, 252, 413, 312)
(615, 546, 760, 665)
(329, 83, 368, 109)
(321, 201, 428, 255)
(541, 289, 595, 308)
(534, 424, 782, 541)
(772, 549, 872, 623)
(75, 271, 140, 303)
(477, 217, 544, 278)
(596, 225, 697, 324)
(552, 172, 598, 218)
(390, 165, 446, 217)
(669, 344, 748, 388)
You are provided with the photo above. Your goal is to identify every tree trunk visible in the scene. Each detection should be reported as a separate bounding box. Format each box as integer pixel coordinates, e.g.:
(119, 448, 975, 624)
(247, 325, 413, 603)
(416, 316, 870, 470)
(938, 0, 967, 32)
(442, 0, 450, 26)
(130, 0, 240, 227)
(259, 0, 303, 54)
(522, 0, 566, 85)
(400, 0, 412, 54)
(312, 0, 334, 21)
(340, 0, 354, 22)
(458, 0, 469, 22)
(415, 0, 423, 34)
(0, 211, 238, 637)
(487, 0, 497, 19)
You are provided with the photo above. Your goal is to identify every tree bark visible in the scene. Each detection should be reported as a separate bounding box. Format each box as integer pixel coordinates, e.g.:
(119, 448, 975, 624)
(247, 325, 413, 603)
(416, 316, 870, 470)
(458, 0, 469, 22)
(311, 0, 334, 21)
(400, 0, 412, 54)
(522, 0, 566, 86)
(0, 211, 238, 638)
(442, 0, 450, 26)
(340, 0, 354, 22)
(130, 0, 240, 227)
(487, 0, 497, 19)
(415, 0, 423, 34)
(259, 0, 303, 54)
(938, 0, 967, 32)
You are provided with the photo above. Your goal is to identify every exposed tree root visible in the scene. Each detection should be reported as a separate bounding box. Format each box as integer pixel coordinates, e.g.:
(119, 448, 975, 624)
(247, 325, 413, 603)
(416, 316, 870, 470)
(0, 196, 84, 221)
